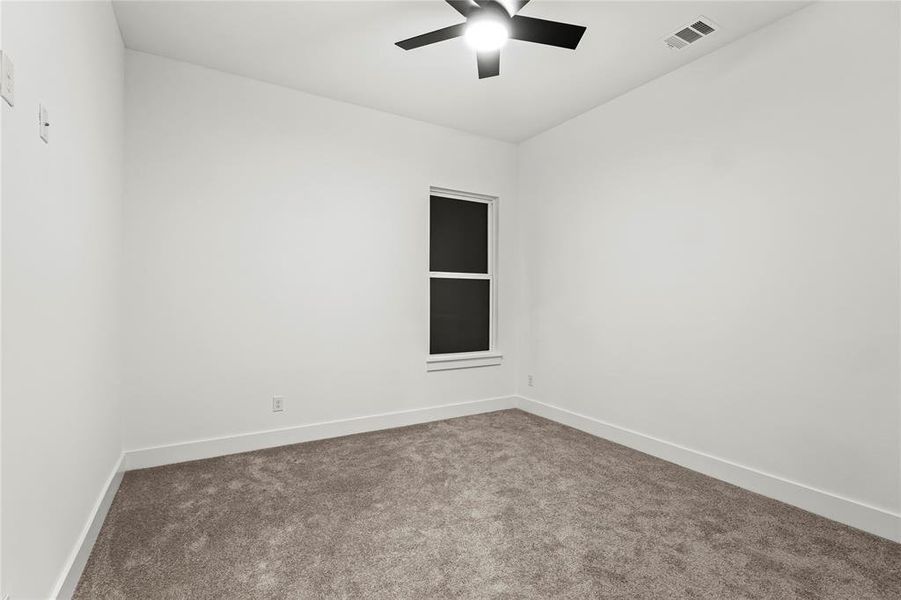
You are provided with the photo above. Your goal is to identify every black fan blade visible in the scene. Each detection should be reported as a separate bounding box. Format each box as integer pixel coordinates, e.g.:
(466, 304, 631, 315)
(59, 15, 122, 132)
(396, 23, 466, 50)
(475, 0, 526, 14)
(477, 50, 500, 79)
(506, 0, 530, 14)
(445, 0, 477, 17)
(510, 15, 586, 49)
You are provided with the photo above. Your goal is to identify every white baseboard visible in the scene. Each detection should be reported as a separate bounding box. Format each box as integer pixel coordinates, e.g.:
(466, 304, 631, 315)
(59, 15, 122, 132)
(124, 395, 517, 471)
(514, 395, 901, 543)
(52, 454, 125, 600)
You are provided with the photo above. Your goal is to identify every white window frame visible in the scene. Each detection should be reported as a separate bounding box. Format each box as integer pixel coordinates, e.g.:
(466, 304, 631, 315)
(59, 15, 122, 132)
(427, 186, 502, 372)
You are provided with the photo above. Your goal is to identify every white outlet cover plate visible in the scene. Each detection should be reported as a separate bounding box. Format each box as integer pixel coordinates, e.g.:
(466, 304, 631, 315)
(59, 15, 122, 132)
(1, 51, 14, 107)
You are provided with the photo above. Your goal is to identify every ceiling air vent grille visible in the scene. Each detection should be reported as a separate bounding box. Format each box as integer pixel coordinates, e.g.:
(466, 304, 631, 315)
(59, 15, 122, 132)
(664, 17, 718, 50)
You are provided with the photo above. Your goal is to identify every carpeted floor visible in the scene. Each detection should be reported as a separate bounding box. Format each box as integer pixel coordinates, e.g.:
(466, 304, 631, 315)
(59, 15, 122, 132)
(74, 409, 900, 599)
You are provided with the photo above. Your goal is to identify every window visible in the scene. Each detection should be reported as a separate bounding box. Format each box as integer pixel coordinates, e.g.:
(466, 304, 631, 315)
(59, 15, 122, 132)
(427, 188, 502, 371)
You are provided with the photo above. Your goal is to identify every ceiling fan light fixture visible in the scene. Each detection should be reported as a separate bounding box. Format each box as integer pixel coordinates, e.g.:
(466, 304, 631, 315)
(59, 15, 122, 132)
(395, 0, 587, 78)
(464, 16, 509, 52)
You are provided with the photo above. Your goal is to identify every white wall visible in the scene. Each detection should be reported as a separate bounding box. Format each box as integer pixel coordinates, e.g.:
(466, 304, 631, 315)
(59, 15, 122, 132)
(122, 51, 520, 452)
(1, 2, 124, 599)
(518, 0, 900, 522)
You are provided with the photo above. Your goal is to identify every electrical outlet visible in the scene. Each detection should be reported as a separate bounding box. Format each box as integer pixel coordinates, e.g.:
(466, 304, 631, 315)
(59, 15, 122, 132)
(527, 375, 534, 387)
(39, 104, 50, 143)
(272, 396, 284, 412)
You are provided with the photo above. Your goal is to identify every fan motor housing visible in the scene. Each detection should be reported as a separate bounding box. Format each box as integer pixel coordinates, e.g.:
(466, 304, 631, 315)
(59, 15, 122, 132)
(475, 1, 513, 21)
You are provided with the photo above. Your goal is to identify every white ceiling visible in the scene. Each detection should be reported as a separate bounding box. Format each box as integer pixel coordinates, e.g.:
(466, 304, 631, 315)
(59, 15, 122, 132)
(113, 1, 807, 142)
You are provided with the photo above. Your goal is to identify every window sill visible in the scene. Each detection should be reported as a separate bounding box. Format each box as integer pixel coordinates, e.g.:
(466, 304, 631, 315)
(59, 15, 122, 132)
(427, 351, 503, 372)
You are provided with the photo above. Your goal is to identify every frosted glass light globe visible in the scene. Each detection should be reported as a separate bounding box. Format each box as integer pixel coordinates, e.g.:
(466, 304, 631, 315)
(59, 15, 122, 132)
(465, 18, 509, 52)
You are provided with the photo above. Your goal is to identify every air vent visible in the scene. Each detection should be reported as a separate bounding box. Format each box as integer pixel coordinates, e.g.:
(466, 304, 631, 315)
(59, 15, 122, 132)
(675, 27, 702, 43)
(692, 20, 715, 35)
(664, 17, 718, 50)
(664, 36, 689, 50)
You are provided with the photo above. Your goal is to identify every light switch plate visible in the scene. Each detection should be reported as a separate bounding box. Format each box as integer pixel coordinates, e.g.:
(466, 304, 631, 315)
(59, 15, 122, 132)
(39, 104, 49, 143)
(1, 51, 14, 107)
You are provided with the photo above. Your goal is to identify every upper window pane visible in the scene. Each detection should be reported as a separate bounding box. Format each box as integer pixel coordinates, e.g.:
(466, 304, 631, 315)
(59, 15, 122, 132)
(430, 196, 488, 273)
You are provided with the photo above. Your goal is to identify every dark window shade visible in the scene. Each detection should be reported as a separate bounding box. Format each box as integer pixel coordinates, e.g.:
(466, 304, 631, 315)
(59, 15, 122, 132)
(430, 196, 488, 274)
(430, 278, 490, 354)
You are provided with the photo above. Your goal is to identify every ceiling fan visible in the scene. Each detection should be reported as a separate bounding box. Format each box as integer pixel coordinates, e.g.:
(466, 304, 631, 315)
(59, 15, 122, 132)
(395, 0, 587, 79)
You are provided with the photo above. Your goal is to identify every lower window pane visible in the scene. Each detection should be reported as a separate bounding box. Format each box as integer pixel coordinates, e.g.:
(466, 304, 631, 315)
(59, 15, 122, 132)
(430, 278, 490, 354)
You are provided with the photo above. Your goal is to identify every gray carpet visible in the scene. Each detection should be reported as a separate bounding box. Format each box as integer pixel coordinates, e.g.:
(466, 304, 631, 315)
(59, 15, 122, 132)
(74, 409, 900, 599)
